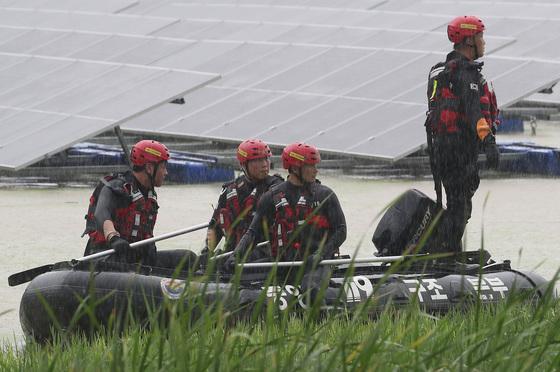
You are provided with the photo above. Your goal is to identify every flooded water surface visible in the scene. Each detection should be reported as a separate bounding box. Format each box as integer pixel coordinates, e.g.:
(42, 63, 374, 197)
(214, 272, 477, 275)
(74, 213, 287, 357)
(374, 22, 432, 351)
(1, 174, 559, 341)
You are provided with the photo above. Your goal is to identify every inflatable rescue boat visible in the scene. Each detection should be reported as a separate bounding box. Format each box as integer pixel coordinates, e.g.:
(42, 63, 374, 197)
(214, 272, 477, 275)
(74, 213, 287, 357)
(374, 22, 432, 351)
(19, 252, 551, 342)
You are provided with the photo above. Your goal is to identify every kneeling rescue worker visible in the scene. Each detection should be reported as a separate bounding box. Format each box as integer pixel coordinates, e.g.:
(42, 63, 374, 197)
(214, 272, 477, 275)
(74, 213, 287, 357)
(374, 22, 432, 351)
(203, 138, 283, 261)
(83, 140, 194, 267)
(425, 15, 500, 253)
(227, 143, 347, 303)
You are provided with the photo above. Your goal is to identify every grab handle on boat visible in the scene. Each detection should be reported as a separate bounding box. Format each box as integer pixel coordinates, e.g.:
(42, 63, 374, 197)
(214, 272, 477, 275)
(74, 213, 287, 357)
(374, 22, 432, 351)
(238, 254, 429, 268)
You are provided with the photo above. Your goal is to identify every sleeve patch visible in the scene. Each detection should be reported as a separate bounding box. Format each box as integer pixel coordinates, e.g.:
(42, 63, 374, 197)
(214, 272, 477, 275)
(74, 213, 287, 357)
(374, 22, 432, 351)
(470, 83, 479, 91)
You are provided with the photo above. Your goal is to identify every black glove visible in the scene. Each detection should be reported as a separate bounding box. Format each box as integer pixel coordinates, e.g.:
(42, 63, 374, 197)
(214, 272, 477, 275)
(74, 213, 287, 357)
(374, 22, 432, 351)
(139, 243, 157, 266)
(223, 253, 237, 273)
(109, 235, 130, 255)
(303, 253, 322, 271)
(483, 134, 500, 170)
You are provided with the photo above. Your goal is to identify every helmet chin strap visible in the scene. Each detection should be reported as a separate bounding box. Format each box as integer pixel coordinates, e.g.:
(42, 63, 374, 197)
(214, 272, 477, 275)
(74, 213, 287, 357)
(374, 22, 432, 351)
(474, 42, 480, 60)
(294, 167, 303, 184)
(242, 159, 270, 183)
(145, 163, 158, 191)
(241, 164, 254, 183)
(466, 36, 480, 60)
(291, 166, 313, 189)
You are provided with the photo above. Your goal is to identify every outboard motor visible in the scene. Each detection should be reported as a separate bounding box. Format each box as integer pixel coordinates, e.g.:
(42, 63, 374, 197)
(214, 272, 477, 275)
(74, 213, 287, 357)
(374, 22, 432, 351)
(372, 189, 442, 256)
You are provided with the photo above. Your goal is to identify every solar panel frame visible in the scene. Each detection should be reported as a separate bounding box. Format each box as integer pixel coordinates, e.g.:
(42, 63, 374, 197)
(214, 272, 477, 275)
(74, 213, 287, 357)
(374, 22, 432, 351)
(6, 0, 137, 13)
(24, 31, 109, 58)
(0, 8, 176, 35)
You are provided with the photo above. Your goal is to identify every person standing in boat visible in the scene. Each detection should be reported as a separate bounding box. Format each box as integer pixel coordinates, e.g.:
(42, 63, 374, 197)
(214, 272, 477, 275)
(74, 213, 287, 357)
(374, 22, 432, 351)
(228, 142, 347, 303)
(202, 139, 283, 263)
(83, 139, 185, 266)
(425, 15, 500, 253)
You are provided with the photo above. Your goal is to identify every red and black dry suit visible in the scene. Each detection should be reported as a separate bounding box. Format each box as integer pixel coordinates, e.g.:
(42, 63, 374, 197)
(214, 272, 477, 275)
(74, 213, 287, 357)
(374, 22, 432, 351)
(233, 180, 346, 302)
(234, 180, 347, 263)
(425, 50, 499, 252)
(207, 174, 283, 255)
(83, 171, 158, 265)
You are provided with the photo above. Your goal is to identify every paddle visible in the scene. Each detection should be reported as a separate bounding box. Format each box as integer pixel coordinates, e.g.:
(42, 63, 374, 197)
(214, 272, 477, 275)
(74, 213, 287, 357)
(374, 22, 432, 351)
(8, 222, 209, 287)
(209, 241, 271, 261)
(238, 254, 428, 269)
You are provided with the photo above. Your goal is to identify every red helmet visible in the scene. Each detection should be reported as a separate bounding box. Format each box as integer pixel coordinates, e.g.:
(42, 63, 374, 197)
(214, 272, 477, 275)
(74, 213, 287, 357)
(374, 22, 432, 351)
(237, 139, 271, 165)
(130, 140, 170, 166)
(281, 143, 321, 169)
(447, 16, 485, 44)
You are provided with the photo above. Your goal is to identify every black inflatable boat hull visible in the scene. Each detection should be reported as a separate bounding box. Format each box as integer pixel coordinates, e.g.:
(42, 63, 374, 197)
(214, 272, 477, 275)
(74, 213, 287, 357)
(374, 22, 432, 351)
(20, 266, 551, 342)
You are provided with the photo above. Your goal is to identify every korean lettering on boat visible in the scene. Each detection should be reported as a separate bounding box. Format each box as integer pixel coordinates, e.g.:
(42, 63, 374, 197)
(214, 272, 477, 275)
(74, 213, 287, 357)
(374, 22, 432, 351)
(264, 285, 307, 310)
(343, 276, 374, 303)
(404, 276, 509, 302)
(403, 278, 449, 302)
(466, 277, 509, 300)
(263, 276, 374, 310)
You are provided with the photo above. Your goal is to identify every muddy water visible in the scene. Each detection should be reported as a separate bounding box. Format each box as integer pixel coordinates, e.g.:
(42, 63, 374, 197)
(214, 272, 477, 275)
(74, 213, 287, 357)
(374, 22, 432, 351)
(1, 174, 559, 341)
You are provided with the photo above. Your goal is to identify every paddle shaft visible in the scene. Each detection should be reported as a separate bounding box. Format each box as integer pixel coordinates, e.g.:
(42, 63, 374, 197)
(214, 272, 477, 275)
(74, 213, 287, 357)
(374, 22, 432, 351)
(76, 222, 209, 262)
(238, 254, 427, 268)
(8, 222, 209, 286)
(210, 241, 270, 261)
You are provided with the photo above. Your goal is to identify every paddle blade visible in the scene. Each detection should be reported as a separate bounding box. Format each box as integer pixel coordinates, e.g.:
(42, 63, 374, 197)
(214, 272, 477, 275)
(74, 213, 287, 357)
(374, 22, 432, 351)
(8, 264, 53, 287)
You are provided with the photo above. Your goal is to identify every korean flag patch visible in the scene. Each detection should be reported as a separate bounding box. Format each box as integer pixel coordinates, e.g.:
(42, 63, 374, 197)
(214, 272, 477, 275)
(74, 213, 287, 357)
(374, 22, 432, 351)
(470, 83, 479, 91)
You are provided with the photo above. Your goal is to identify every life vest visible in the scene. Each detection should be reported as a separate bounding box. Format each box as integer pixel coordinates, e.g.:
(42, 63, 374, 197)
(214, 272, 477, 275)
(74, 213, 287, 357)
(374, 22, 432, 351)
(83, 173, 158, 247)
(216, 175, 283, 248)
(270, 187, 331, 260)
(217, 181, 258, 247)
(427, 59, 499, 136)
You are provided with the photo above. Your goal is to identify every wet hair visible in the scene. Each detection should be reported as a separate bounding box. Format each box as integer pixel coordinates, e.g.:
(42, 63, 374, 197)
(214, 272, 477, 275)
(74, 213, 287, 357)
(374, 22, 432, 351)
(453, 40, 470, 50)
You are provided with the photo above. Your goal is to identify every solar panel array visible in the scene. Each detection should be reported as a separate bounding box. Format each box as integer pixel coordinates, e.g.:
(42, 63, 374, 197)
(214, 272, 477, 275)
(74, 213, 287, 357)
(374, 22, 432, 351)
(373, 0, 560, 107)
(524, 87, 560, 106)
(1, 0, 560, 169)
(120, 1, 560, 159)
(0, 6, 219, 170)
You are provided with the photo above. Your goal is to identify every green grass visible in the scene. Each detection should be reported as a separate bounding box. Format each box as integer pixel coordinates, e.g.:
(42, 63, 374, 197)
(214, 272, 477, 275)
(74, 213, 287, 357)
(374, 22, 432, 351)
(2, 288, 560, 372)
(3, 190, 559, 371)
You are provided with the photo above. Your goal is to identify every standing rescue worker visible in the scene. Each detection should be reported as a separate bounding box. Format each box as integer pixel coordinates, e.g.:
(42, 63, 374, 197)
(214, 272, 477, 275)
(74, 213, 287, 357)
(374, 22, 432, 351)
(83, 140, 180, 266)
(203, 139, 283, 260)
(425, 16, 500, 253)
(228, 143, 347, 303)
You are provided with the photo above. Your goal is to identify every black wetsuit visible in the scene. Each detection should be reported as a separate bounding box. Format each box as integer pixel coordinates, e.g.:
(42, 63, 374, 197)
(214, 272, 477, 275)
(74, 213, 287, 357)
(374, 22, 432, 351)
(84, 172, 196, 268)
(428, 51, 489, 252)
(208, 174, 283, 254)
(235, 179, 347, 261)
(233, 179, 346, 305)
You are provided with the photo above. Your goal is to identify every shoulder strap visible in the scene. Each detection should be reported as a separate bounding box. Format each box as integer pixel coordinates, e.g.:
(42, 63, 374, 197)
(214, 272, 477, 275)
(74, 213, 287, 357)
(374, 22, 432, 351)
(101, 173, 131, 197)
(426, 64, 446, 207)
(266, 174, 284, 188)
(271, 184, 286, 203)
(222, 174, 242, 189)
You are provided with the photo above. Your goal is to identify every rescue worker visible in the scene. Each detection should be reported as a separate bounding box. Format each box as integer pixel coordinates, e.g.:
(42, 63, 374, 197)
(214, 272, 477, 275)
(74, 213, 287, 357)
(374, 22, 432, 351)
(83, 139, 194, 267)
(203, 139, 283, 261)
(227, 143, 347, 303)
(425, 16, 500, 253)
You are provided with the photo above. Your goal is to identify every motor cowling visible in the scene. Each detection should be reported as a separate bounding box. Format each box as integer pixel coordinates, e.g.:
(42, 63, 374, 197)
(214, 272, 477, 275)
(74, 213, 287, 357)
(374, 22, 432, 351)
(373, 189, 443, 256)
